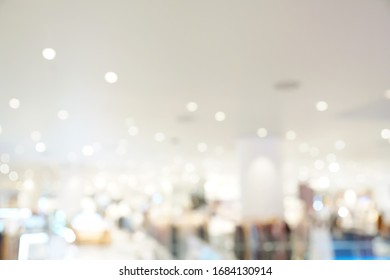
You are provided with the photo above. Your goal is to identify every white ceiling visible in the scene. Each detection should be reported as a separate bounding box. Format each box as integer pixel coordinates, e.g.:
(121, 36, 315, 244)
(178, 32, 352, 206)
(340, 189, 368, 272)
(0, 0, 390, 168)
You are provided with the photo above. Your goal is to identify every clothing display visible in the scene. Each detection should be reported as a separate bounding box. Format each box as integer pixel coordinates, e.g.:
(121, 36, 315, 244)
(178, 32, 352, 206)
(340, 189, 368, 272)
(233, 221, 292, 260)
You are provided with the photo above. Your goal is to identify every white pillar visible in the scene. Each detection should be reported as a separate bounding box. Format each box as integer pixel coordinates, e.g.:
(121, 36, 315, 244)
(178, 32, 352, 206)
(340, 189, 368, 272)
(239, 138, 284, 221)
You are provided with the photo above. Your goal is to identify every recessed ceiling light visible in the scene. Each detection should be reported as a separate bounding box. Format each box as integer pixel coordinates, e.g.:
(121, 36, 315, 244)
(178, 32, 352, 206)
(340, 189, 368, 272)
(197, 142, 208, 153)
(186, 102, 198, 112)
(0, 125, 2, 134)
(316, 101, 328, 112)
(154, 133, 165, 142)
(128, 126, 139, 136)
(257, 128, 268, 138)
(9, 171, 18, 182)
(285, 130, 297, 141)
(104, 72, 118, 83)
(215, 111, 226, 122)
(328, 162, 340, 173)
(35, 142, 46, 153)
(57, 110, 69, 120)
(381, 129, 390, 139)
(42, 48, 56, 60)
(82, 145, 94, 156)
(9, 98, 20, 109)
(0, 163, 10, 174)
(335, 140, 346, 150)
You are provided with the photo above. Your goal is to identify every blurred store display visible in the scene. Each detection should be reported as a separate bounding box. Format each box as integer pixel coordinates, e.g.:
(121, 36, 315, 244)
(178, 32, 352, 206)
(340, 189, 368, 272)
(1, 0, 390, 261)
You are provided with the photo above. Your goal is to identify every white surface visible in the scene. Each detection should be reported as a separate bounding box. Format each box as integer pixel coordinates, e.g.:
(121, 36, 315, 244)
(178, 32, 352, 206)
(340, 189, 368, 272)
(0, 260, 390, 280)
(239, 138, 284, 220)
(1, 1, 390, 214)
(72, 230, 171, 260)
(0, 0, 389, 163)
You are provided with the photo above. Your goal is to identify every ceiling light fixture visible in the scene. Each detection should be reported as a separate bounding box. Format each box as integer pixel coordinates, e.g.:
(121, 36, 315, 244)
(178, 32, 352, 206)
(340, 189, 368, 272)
(381, 129, 390, 139)
(215, 111, 226, 122)
(316, 101, 328, 112)
(0, 164, 10, 174)
(104, 72, 118, 84)
(128, 126, 139, 136)
(154, 133, 165, 142)
(9, 98, 20, 109)
(257, 128, 267, 138)
(286, 130, 297, 141)
(186, 102, 198, 112)
(57, 110, 69, 120)
(9, 171, 18, 182)
(35, 142, 46, 153)
(328, 162, 340, 173)
(82, 145, 94, 156)
(42, 48, 56, 60)
(335, 140, 346, 150)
